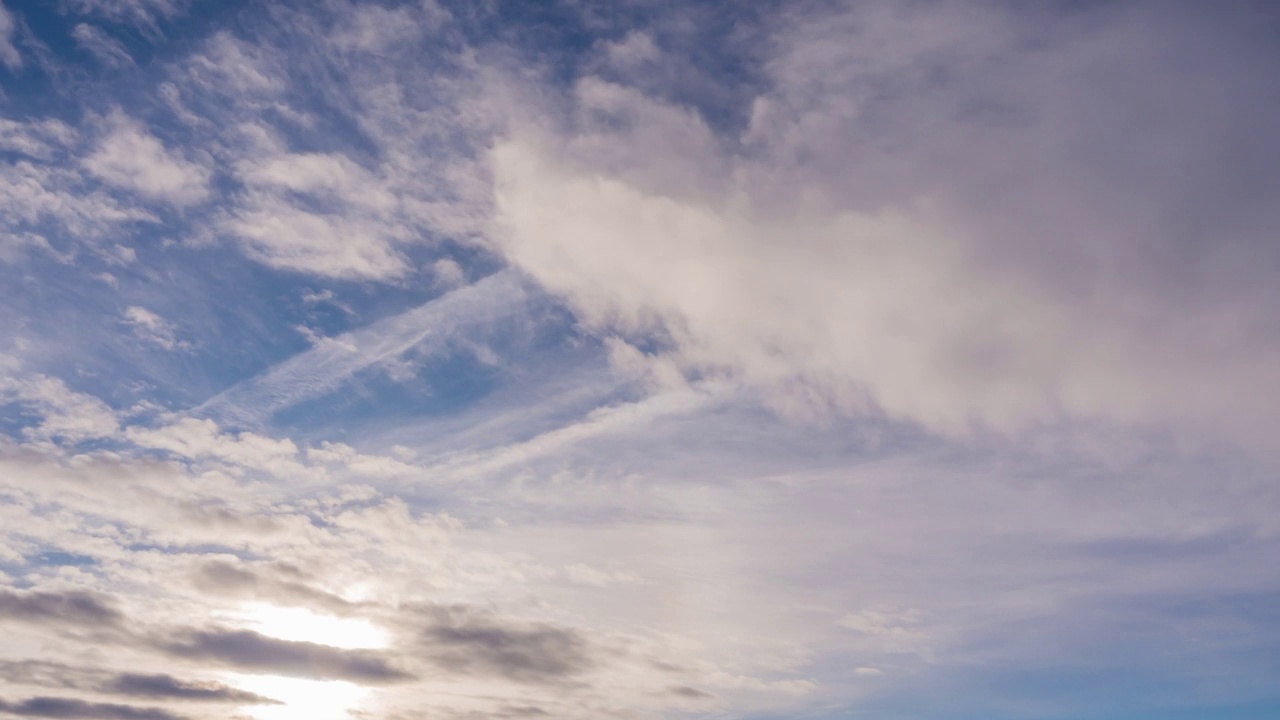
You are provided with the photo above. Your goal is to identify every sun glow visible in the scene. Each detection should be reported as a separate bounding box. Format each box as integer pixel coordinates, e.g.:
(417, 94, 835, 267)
(222, 603, 391, 719)
(229, 674, 372, 720)
(234, 602, 391, 649)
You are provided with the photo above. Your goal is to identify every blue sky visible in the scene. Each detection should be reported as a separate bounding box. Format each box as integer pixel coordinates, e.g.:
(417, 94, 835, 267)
(1, 1, 1280, 719)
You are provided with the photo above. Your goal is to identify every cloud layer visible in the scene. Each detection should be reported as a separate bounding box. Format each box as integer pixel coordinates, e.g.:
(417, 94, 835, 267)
(0, 2, 1278, 720)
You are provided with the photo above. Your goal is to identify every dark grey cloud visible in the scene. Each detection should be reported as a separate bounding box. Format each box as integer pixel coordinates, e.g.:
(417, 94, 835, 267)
(0, 697, 183, 720)
(668, 685, 713, 700)
(491, 707, 549, 719)
(189, 559, 355, 614)
(159, 628, 413, 684)
(102, 674, 276, 704)
(0, 661, 273, 706)
(429, 705, 552, 720)
(420, 607, 594, 683)
(0, 590, 123, 628)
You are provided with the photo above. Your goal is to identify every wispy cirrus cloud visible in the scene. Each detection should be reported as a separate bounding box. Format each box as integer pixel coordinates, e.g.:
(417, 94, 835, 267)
(72, 24, 134, 68)
(62, 0, 190, 37)
(0, 0, 21, 71)
(197, 270, 533, 427)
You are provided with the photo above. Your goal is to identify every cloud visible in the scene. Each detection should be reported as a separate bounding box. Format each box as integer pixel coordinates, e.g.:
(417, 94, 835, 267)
(420, 606, 594, 683)
(102, 673, 276, 704)
(1, 3, 1279, 719)
(82, 111, 209, 207)
(183, 31, 283, 97)
(62, 0, 188, 36)
(221, 195, 410, 280)
(487, 1, 1280, 449)
(159, 628, 414, 684)
(0, 662, 276, 706)
(71, 24, 133, 68)
(332, 2, 448, 53)
(121, 308, 187, 352)
(126, 418, 300, 470)
(188, 559, 354, 615)
(0, 589, 123, 628)
(669, 685, 713, 700)
(0, 1, 21, 70)
(0, 698, 182, 720)
(0, 118, 75, 160)
(0, 124, 155, 253)
(197, 270, 531, 426)
(0, 375, 120, 442)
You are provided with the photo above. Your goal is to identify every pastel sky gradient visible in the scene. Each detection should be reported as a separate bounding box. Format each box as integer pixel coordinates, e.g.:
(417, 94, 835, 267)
(1, 1, 1279, 719)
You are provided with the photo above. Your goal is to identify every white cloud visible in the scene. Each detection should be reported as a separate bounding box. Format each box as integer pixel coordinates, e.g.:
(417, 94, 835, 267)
(0, 156, 155, 241)
(430, 257, 465, 288)
(197, 271, 531, 425)
(122, 306, 188, 351)
(64, 0, 187, 34)
(238, 152, 395, 211)
(222, 196, 410, 280)
(486, 3, 1280, 449)
(126, 417, 305, 477)
(604, 31, 660, 69)
(0, 118, 75, 159)
(328, 3, 438, 53)
(186, 31, 284, 96)
(157, 81, 204, 126)
(72, 23, 134, 68)
(220, 150, 424, 279)
(82, 110, 210, 206)
(0, 374, 119, 442)
(0, 1, 21, 71)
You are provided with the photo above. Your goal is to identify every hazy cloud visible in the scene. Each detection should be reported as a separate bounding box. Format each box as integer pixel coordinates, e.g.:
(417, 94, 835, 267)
(0, 1, 21, 70)
(159, 628, 414, 684)
(0, 697, 182, 720)
(71, 25, 133, 68)
(102, 674, 275, 704)
(63, 0, 188, 36)
(0, 590, 123, 628)
(421, 607, 594, 683)
(197, 270, 531, 425)
(189, 559, 355, 615)
(1, 2, 1278, 719)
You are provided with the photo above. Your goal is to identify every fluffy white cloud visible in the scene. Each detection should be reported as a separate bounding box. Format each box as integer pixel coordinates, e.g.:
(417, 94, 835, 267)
(0, 374, 119, 442)
(83, 110, 210, 206)
(0, 115, 154, 261)
(122, 306, 188, 351)
(488, 2, 1280, 448)
(223, 196, 411, 280)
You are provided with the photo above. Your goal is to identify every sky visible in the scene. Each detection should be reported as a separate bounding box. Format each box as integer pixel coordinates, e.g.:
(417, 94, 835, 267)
(1, 0, 1279, 719)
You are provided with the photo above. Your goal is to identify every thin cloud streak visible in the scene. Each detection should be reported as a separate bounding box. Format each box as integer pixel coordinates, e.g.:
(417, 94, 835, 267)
(197, 270, 531, 427)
